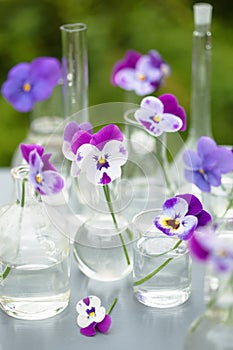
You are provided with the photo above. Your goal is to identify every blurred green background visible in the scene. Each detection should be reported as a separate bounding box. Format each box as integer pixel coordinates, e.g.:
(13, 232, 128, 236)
(0, 0, 232, 166)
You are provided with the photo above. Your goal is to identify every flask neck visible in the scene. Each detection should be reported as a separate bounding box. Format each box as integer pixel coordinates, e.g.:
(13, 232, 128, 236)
(11, 166, 39, 207)
(188, 30, 212, 141)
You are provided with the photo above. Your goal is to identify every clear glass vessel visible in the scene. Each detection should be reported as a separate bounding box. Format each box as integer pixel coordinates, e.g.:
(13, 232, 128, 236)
(132, 209, 191, 308)
(0, 166, 70, 320)
(60, 23, 89, 121)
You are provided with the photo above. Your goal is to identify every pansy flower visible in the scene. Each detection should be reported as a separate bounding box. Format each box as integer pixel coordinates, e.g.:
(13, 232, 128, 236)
(189, 226, 233, 273)
(20, 143, 64, 195)
(154, 196, 198, 240)
(1, 57, 60, 112)
(111, 50, 170, 96)
(183, 136, 233, 193)
(134, 95, 185, 137)
(76, 296, 112, 336)
(62, 121, 93, 176)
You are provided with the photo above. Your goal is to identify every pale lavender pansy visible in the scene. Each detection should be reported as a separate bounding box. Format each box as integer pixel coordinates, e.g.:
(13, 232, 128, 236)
(189, 226, 233, 273)
(154, 196, 198, 240)
(111, 50, 170, 96)
(76, 296, 111, 337)
(20, 143, 64, 195)
(183, 136, 233, 193)
(1, 57, 60, 112)
(135, 95, 183, 137)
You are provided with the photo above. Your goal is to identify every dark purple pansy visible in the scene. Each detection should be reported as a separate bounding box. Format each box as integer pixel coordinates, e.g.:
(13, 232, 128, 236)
(111, 50, 142, 85)
(1, 57, 61, 112)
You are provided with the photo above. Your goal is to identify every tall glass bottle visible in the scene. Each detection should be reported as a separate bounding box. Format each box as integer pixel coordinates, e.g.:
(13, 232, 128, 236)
(60, 23, 89, 122)
(170, 3, 213, 192)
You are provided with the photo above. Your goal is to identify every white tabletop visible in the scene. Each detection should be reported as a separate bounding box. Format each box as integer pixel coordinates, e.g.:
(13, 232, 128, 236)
(0, 168, 205, 350)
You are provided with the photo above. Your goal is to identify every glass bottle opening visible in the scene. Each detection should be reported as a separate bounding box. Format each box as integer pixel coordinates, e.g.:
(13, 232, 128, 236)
(60, 23, 87, 33)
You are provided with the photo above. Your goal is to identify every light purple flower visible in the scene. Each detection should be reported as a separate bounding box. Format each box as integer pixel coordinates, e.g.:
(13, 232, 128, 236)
(183, 136, 233, 193)
(20, 143, 64, 195)
(76, 296, 111, 337)
(159, 94, 187, 132)
(111, 50, 170, 95)
(135, 95, 183, 137)
(189, 226, 233, 273)
(1, 57, 60, 112)
(154, 196, 198, 240)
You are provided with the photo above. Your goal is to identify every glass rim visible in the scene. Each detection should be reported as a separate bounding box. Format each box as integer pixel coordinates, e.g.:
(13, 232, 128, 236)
(11, 165, 29, 180)
(60, 23, 87, 32)
(132, 208, 162, 235)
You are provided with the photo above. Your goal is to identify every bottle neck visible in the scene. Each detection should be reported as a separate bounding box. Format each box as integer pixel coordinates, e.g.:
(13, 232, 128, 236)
(188, 30, 212, 141)
(11, 166, 39, 207)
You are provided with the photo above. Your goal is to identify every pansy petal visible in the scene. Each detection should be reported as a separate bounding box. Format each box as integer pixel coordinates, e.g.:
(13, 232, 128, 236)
(36, 170, 64, 195)
(63, 121, 80, 142)
(176, 194, 203, 216)
(31, 79, 53, 102)
(140, 96, 164, 114)
(184, 169, 211, 192)
(135, 109, 163, 137)
(7, 62, 30, 80)
(183, 150, 202, 170)
(133, 81, 156, 96)
(71, 161, 81, 177)
(62, 141, 76, 161)
(77, 314, 93, 328)
(89, 295, 102, 310)
(80, 323, 97, 337)
(93, 306, 106, 323)
(30, 57, 60, 86)
(71, 130, 92, 155)
(197, 136, 218, 164)
(162, 197, 188, 219)
(41, 153, 57, 171)
(114, 68, 137, 91)
(206, 170, 221, 187)
(215, 147, 233, 174)
(178, 215, 198, 240)
(189, 233, 210, 261)
(196, 210, 212, 227)
(8, 91, 34, 113)
(155, 215, 183, 236)
(159, 113, 183, 132)
(159, 94, 186, 131)
(96, 314, 112, 333)
(91, 124, 124, 151)
(20, 143, 44, 163)
(111, 50, 141, 85)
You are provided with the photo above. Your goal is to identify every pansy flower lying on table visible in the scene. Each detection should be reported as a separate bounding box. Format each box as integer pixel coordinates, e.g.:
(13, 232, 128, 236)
(111, 49, 170, 96)
(76, 296, 117, 337)
(63, 121, 131, 265)
(1, 57, 60, 112)
(134, 193, 211, 286)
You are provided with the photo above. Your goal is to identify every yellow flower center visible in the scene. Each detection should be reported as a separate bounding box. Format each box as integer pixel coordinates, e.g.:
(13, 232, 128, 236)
(35, 173, 42, 184)
(23, 82, 31, 92)
(199, 168, 205, 175)
(162, 218, 180, 230)
(98, 156, 106, 164)
(138, 73, 146, 81)
(153, 115, 160, 123)
(89, 311, 95, 318)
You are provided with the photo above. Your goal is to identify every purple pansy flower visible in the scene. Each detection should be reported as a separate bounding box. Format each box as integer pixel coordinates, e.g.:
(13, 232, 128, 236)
(154, 196, 198, 240)
(183, 136, 233, 193)
(62, 121, 93, 176)
(20, 143, 64, 195)
(76, 296, 111, 337)
(1, 57, 60, 112)
(189, 226, 233, 273)
(111, 50, 170, 96)
(63, 123, 128, 185)
(135, 95, 184, 137)
(158, 94, 187, 131)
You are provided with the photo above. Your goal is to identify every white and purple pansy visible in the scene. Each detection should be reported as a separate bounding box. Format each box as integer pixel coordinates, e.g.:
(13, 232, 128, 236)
(76, 296, 111, 337)
(189, 226, 233, 273)
(135, 95, 183, 137)
(154, 197, 198, 240)
(20, 143, 64, 196)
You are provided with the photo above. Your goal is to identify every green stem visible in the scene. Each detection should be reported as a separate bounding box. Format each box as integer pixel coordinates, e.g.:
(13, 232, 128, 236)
(103, 185, 131, 266)
(107, 297, 118, 315)
(0, 265, 11, 280)
(133, 239, 183, 286)
(21, 178, 26, 208)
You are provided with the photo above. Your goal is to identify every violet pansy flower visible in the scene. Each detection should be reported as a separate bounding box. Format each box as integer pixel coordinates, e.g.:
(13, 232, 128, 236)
(154, 196, 198, 240)
(111, 50, 170, 96)
(2, 57, 61, 113)
(20, 143, 64, 195)
(189, 226, 233, 273)
(135, 95, 184, 137)
(76, 296, 112, 337)
(183, 136, 233, 193)
(62, 121, 93, 177)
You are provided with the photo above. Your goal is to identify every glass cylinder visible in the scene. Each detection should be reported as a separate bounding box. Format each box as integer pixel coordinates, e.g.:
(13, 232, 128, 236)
(0, 166, 70, 320)
(170, 3, 213, 191)
(132, 209, 192, 308)
(73, 176, 134, 282)
(185, 219, 233, 349)
(60, 23, 89, 121)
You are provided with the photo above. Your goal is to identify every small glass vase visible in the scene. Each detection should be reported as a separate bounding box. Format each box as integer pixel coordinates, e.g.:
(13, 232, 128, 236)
(132, 209, 192, 308)
(0, 166, 70, 320)
(123, 109, 173, 219)
(73, 176, 133, 282)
